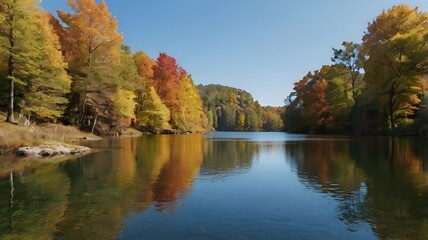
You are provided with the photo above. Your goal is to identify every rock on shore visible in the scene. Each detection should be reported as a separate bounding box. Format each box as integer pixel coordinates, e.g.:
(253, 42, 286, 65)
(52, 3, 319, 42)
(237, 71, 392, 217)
(16, 143, 90, 158)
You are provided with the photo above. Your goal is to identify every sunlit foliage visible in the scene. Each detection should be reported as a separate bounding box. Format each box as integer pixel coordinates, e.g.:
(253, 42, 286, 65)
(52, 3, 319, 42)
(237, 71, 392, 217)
(198, 84, 284, 131)
(152, 53, 208, 132)
(360, 5, 427, 130)
(283, 5, 427, 134)
(0, 0, 70, 121)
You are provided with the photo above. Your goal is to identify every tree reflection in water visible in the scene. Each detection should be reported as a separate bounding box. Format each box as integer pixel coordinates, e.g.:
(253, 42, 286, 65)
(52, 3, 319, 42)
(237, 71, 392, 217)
(0, 134, 426, 239)
(286, 137, 428, 239)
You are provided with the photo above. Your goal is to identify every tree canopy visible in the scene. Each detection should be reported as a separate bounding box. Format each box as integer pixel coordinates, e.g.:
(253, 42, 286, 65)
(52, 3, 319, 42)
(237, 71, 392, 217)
(283, 5, 428, 135)
(198, 84, 284, 131)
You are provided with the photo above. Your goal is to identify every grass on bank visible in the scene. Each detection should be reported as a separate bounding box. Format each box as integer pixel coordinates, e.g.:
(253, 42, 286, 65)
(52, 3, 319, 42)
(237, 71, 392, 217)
(0, 121, 101, 152)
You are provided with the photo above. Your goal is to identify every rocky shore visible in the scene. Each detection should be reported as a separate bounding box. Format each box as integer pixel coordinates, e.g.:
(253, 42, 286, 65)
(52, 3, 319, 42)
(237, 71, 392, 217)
(16, 143, 90, 158)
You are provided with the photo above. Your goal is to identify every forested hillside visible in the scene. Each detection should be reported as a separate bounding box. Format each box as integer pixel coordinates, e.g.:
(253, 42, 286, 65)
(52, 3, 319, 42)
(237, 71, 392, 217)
(0, 0, 208, 134)
(2, 1, 425, 136)
(283, 5, 428, 135)
(198, 84, 284, 131)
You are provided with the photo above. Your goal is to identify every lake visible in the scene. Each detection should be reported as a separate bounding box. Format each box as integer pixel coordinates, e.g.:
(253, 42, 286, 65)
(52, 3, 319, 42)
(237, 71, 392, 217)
(0, 132, 427, 240)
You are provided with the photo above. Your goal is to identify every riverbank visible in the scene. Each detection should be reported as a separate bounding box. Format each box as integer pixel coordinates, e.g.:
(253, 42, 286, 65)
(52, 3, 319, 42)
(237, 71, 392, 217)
(0, 122, 101, 155)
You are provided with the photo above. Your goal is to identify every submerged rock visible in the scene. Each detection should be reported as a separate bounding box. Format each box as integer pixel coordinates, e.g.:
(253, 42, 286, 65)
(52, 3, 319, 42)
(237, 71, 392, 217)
(16, 143, 90, 158)
(16, 147, 42, 157)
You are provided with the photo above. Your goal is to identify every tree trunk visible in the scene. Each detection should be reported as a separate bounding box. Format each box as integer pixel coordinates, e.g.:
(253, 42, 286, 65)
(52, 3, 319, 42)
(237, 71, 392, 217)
(6, 79, 14, 123)
(6, 13, 15, 123)
(91, 113, 98, 134)
(79, 96, 87, 124)
(351, 75, 357, 103)
(389, 88, 395, 129)
(9, 171, 14, 208)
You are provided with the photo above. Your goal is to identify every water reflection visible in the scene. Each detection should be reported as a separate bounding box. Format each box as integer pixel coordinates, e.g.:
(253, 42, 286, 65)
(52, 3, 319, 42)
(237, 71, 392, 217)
(0, 134, 427, 239)
(201, 140, 259, 177)
(148, 135, 204, 213)
(0, 135, 208, 240)
(286, 137, 428, 239)
(54, 135, 205, 239)
(0, 161, 69, 240)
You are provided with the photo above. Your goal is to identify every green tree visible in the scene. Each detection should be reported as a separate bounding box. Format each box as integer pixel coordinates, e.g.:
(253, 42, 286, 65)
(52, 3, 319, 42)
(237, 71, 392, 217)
(0, 0, 40, 122)
(0, 1, 70, 122)
(332, 41, 364, 103)
(198, 84, 270, 131)
(23, 11, 71, 120)
(323, 64, 353, 132)
(245, 110, 259, 131)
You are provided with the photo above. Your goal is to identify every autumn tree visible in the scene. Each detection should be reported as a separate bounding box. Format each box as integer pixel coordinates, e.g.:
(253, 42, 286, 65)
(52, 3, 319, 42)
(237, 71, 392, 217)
(0, 1, 70, 122)
(47, 13, 68, 57)
(152, 53, 182, 98)
(361, 5, 428, 130)
(152, 53, 207, 132)
(58, 0, 137, 133)
(0, 0, 40, 122)
(181, 75, 208, 132)
(133, 51, 155, 83)
(133, 51, 155, 113)
(262, 106, 284, 131)
(23, 11, 71, 120)
(136, 86, 171, 130)
(283, 67, 334, 133)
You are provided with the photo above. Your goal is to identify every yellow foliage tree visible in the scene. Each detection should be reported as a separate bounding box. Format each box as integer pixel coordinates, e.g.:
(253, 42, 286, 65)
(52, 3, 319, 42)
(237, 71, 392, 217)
(362, 5, 427, 129)
(136, 86, 171, 129)
(113, 89, 136, 119)
(132, 51, 172, 130)
(24, 11, 71, 120)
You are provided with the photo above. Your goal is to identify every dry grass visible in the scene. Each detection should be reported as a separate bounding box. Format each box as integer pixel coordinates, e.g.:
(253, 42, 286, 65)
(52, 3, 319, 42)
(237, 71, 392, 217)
(121, 127, 143, 136)
(0, 122, 101, 151)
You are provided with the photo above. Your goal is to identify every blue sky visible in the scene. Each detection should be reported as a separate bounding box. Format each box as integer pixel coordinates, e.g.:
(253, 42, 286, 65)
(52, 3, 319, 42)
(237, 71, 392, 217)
(41, 0, 428, 106)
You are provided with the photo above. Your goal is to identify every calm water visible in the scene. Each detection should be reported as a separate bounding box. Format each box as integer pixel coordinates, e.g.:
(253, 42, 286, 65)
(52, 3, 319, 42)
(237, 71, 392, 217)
(0, 132, 427, 240)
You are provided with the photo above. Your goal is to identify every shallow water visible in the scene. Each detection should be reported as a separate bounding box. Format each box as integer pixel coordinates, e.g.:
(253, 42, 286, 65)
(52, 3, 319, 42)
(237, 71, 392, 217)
(0, 132, 427, 239)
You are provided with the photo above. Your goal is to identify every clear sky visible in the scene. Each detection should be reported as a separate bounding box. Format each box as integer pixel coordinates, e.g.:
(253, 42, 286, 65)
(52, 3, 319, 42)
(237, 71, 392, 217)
(41, 0, 427, 106)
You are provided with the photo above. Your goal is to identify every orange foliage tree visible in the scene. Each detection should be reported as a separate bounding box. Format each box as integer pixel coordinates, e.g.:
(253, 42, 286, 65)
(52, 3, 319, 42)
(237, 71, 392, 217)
(152, 53, 208, 132)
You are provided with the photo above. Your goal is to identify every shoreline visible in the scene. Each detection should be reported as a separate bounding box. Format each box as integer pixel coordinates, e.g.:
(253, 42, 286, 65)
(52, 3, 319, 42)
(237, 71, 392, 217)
(2, 121, 425, 160)
(0, 122, 102, 158)
(15, 142, 91, 159)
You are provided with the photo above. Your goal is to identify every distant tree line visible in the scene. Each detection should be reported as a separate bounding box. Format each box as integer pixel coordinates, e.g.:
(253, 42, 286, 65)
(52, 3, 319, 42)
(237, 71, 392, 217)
(0, 0, 208, 134)
(198, 84, 284, 131)
(283, 5, 428, 135)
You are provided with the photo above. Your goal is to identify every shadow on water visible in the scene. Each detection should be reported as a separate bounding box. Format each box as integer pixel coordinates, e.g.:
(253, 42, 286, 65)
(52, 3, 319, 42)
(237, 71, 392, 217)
(285, 136, 428, 239)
